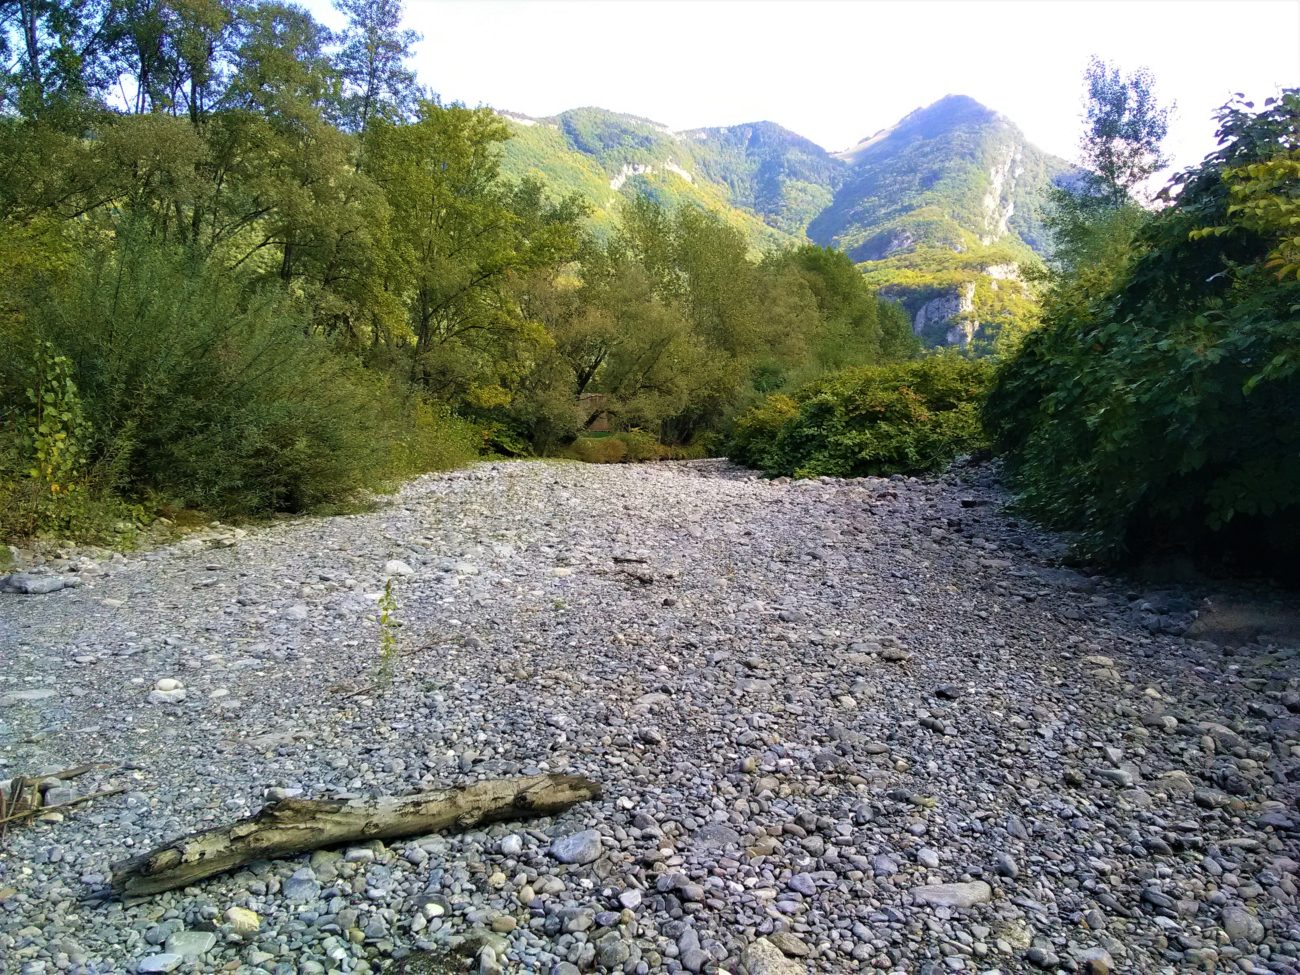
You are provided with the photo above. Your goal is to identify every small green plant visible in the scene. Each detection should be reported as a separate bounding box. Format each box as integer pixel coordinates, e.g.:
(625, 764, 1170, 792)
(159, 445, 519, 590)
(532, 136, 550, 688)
(376, 579, 400, 686)
(1, 342, 93, 537)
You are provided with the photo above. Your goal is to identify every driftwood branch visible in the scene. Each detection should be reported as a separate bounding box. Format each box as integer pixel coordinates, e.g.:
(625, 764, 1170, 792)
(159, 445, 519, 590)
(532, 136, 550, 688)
(0, 785, 127, 827)
(112, 773, 601, 897)
(0, 765, 120, 842)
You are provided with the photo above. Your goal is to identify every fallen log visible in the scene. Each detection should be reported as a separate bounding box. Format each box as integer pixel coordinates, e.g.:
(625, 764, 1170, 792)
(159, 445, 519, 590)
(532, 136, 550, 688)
(111, 773, 601, 897)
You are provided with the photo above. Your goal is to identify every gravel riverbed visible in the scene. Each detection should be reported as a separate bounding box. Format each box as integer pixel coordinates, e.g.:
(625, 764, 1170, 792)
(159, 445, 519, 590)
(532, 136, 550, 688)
(1, 460, 1297, 975)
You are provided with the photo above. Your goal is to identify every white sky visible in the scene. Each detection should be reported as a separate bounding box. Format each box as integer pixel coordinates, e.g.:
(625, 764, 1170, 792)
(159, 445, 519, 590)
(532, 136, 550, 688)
(307, 0, 1300, 174)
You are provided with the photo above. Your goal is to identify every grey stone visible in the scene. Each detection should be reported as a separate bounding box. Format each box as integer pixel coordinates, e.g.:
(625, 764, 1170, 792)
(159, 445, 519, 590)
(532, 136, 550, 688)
(787, 872, 816, 895)
(282, 869, 320, 903)
(163, 930, 216, 957)
(2, 574, 68, 595)
(549, 828, 602, 865)
(135, 955, 184, 973)
(1222, 904, 1265, 943)
(694, 823, 742, 849)
(147, 688, 186, 704)
(911, 881, 993, 908)
(596, 938, 631, 969)
(0, 688, 57, 705)
(767, 931, 810, 957)
(872, 854, 899, 876)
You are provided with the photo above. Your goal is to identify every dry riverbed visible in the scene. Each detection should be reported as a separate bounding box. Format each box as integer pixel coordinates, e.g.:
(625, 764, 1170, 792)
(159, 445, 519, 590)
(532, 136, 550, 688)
(0, 460, 1297, 975)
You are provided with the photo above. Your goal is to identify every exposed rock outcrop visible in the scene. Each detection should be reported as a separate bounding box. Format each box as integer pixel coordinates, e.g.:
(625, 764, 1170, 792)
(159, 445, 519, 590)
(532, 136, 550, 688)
(913, 282, 977, 347)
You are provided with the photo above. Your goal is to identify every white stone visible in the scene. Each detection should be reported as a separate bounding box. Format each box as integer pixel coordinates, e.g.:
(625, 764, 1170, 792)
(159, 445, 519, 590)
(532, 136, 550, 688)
(147, 688, 187, 704)
(224, 906, 259, 934)
(384, 559, 415, 576)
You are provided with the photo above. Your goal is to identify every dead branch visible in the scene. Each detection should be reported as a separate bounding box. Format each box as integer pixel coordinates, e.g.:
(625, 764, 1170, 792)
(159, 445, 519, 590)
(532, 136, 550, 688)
(0, 785, 127, 826)
(112, 773, 601, 897)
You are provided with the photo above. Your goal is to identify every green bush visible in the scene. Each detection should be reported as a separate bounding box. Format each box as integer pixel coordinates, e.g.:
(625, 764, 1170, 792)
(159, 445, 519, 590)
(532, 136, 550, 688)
(729, 354, 992, 478)
(385, 394, 481, 482)
(729, 394, 799, 473)
(570, 435, 629, 464)
(618, 429, 661, 462)
(986, 92, 1300, 565)
(566, 429, 675, 464)
(2, 233, 477, 525)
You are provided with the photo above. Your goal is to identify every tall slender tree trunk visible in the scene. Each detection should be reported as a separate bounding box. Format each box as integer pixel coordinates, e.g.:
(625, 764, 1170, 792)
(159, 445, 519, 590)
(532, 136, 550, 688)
(19, 0, 44, 105)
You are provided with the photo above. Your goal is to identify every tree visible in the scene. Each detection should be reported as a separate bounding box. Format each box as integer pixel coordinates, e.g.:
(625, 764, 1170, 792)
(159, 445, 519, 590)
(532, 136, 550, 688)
(1042, 58, 1171, 282)
(366, 102, 585, 403)
(987, 91, 1300, 568)
(333, 0, 418, 134)
(0, 0, 119, 117)
(1079, 55, 1172, 203)
(563, 256, 700, 431)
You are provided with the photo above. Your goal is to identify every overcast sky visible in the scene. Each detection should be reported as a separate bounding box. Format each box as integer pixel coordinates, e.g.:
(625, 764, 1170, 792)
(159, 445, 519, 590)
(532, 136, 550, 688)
(307, 0, 1299, 175)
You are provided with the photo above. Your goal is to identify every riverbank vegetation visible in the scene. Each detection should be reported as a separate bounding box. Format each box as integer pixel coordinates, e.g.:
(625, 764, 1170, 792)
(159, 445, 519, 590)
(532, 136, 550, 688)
(0, 0, 917, 540)
(988, 85, 1300, 570)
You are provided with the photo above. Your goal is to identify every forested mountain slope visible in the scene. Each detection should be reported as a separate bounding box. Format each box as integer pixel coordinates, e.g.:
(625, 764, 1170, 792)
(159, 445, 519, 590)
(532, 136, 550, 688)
(810, 94, 1069, 259)
(498, 96, 1072, 346)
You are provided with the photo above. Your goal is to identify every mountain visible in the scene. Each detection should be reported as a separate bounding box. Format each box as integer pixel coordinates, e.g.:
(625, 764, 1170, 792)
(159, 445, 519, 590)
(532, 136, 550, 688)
(808, 95, 1074, 349)
(809, 95, 1069, 261)
(497, 107, 808, 251)
(495, 97, 1074, 347)
(681, 121, 844, 236)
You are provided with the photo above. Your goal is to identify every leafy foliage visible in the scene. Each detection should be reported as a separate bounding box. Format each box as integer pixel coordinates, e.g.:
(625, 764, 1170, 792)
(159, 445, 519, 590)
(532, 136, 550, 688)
(375, 578, 399, 686)
(1079, 56, 1172, 202)
(987, 91, 1300, 566)
(730, 354, 992, 478)
(0, 342, 92, 534)
(6, 232, 476, 515)
(334, 0, 421, 133)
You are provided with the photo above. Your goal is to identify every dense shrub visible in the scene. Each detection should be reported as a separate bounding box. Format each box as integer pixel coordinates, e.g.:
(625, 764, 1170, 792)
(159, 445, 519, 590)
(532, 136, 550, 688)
(986, 92, 1300, 566)
(570, 435, 629, 464)
(727, 394, 799, 473)
(729, 354, 993, 478)
(0, 234, 478, 526)
(567, 430, 665, 464)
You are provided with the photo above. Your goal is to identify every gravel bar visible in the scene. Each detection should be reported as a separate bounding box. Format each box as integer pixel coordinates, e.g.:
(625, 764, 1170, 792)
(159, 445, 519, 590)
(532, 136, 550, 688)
(1, 460, 1297, 975)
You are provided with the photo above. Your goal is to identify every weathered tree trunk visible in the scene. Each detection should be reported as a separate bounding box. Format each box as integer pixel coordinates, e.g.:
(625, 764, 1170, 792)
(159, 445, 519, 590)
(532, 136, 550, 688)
(112, 774, 600, 897)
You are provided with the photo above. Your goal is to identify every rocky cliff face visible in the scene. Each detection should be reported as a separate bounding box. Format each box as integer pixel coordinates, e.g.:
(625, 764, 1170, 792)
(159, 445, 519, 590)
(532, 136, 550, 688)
(980, 145, 1023, 244)
(912, 284, 978, 347)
